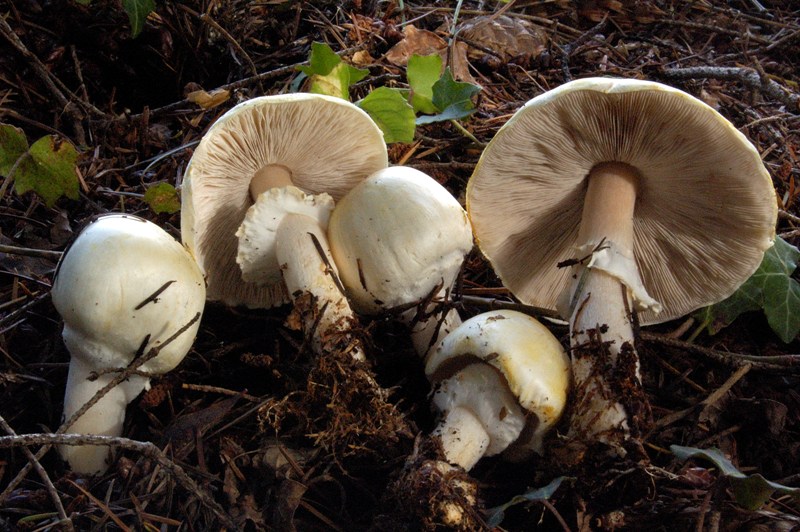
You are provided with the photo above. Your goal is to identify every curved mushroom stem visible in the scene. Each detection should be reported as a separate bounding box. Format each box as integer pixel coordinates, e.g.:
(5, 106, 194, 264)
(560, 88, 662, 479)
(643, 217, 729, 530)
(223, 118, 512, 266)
(276, 213, 366, 361)
(432, 405, 490, 472)
(59, 334, 149, 475)
(566, 162, 642, 452)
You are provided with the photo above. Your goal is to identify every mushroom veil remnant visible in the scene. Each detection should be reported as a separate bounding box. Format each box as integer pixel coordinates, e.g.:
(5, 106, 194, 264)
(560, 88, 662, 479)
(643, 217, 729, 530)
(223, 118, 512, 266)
(467, 77, 777, 453)
(51, 215, 206, 474)
(327, 166, 474, 358)
(181, 93, 387, 360)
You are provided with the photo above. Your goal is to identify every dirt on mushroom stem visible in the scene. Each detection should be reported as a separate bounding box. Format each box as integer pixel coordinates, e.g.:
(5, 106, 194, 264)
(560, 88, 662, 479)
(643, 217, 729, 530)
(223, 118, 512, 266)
(259, 291, 413, 460)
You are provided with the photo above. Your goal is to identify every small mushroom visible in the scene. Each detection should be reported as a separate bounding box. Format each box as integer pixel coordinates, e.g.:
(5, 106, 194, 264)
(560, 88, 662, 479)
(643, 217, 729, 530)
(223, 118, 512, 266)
(51, 215, 206, 474)
(181, 93, 387, 359)
(327, 166, 474, 357)
(467, 77, 777, 451)
(425, 310, 570, 470)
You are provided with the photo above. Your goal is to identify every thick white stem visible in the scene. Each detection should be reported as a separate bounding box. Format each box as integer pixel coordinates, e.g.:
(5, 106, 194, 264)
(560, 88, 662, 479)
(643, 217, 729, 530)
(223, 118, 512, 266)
(276, 213, 366, 361)
(59, 344, 148, 475)
(432, 405, 491, 471)
(566, 162, 640, 448)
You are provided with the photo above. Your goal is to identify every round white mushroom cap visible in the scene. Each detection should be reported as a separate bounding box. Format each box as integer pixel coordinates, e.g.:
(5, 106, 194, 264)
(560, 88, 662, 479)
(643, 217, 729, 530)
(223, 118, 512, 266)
(426, 309, 570, 457)
(52, 214, 206, 374)
(467, 77, 778, 325)
(327, 166, 474, 314)
(182, 93, 387, 308)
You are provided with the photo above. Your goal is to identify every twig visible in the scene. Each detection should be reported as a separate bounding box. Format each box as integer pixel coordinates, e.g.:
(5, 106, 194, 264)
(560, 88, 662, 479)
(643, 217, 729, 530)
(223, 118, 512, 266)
(0, 416, 73, 531)
(176, 4, 258, 77)
(560, 15, 608, 81)
(0, 313, 201, 504)
(640, 332, 797, 373)
(114, 44, 367, 124)
(661, 66, 800, 111)
(650, 363, 751, 430)
(0, 433, 237, 530)
(0, 243, 63, 260)
(458, 294, 562, 320)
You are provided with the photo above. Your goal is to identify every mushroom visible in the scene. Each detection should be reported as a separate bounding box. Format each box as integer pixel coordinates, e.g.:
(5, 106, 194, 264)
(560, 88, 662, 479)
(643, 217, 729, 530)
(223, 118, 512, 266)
(50, 214, 206, 474)
(327, 166, 474, 358)
(425, 309, 570, 470)
(181, 93, 387, 359)
(466, 77, 778, 451)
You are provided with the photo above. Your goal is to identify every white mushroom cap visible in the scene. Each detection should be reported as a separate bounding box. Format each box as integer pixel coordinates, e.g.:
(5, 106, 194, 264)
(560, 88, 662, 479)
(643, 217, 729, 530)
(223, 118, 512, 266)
(327, 166, 474, 314)
(426, 310, 570, 463)
(181, 93, 387, 308)
(467, 77, 778, 324)
(51, 214, 206, 474)
(52, 215, 206, 374)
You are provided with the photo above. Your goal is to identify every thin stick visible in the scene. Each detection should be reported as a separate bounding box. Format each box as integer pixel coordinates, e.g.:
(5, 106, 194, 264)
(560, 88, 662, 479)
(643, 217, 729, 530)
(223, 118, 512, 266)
(0, 244, 63, 260)
(0, 416, 73, 531)
(661, 66, 799, 110)
(0, 433, 236, 530)
(116, 44, 367, 123)
(0, 313, 200, 503)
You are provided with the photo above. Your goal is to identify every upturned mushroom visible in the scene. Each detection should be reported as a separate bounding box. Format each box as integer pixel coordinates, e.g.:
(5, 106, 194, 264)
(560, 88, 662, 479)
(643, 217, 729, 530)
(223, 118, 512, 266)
(467, 77, 777, 453)
(51, 214, 206, 474)
(327, 166, 474, 358)
(181, 93, 387, 359)
(425, 309, 570, 470)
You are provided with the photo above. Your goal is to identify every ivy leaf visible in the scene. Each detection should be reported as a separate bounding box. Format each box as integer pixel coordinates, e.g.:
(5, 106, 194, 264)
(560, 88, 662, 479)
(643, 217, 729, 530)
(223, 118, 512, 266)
(144, 182, 180, 214)
(0, 124, 28, 174)
(357, 87, 416, 144)
(696, 236, 800, 343)
(431, 67, 481, 117)
(414, 67, 482, 124)
(121, 0, 155, 38)
(484, 476, 568, 527)
(672, 445, 800, 510)
(13, 136, 80, 207)
(407, 54, 442, 114)
(297, 42, 368, 100)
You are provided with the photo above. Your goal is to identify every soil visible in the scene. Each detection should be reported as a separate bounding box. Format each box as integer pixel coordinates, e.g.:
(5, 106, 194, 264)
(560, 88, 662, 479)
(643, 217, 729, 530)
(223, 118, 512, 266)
(1, 1, 799, 530)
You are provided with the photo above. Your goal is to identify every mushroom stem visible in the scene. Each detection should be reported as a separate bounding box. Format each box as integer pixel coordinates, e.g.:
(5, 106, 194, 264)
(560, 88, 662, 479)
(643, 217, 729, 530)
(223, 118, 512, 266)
(432, 405, 491, 472)
(401, 297, 462, 360)
(276, 212, 366, 361)
(572, 162, 639, 359)
(567, 162, 640, 449)
(250, 164, 294, 199)
(59, 339, 149, 474)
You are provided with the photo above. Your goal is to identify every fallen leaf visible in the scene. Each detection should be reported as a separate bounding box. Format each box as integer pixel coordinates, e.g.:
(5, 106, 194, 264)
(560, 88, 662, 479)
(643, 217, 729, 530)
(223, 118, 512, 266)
(458, 15, 546, 62)
(385, 25, 447, 66)
(186, 88, 230, 109)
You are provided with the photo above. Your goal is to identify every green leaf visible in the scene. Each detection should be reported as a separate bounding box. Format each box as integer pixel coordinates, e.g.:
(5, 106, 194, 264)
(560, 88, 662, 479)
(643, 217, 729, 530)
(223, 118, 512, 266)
(13, 136, 79, 207)
(0, 124, 29, 175)
(297, 42, 368, 100)
(696, 237, 800, 343)
(671, 445, 800, 510)
(485, 477, 568, 527)
(407, 54, 442, 114)
(297, 42, 343, 77)
(73, 0, 92, 5)
(431, 67, 481, 117)
(144, 182, 180, 214)
(357, 87, 416, 144)
(121, 0, 155, 38)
